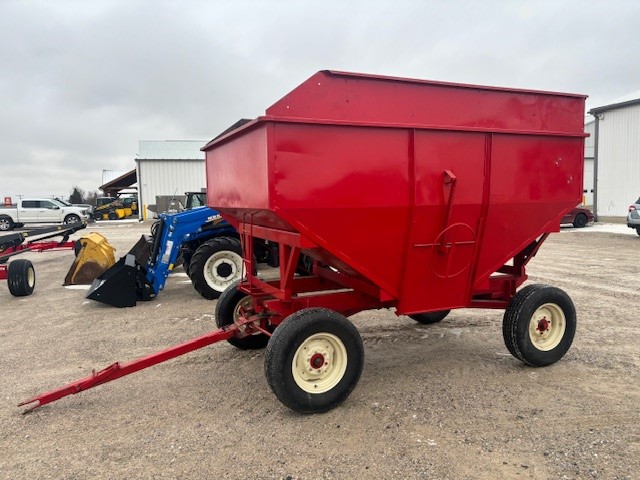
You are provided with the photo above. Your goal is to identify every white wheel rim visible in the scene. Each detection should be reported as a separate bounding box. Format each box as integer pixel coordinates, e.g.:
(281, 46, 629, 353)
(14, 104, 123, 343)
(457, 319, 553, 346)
(528, 303, 566, 351)
(292, 333, 347, 394)
(203, 251, 244, 292)
(27, 267, 35, 288)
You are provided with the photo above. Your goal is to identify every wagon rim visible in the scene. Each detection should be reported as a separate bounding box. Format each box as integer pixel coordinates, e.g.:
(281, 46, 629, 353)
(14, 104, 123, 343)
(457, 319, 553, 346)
(528, 302, 566, 351)
(292, 333, 348, 394)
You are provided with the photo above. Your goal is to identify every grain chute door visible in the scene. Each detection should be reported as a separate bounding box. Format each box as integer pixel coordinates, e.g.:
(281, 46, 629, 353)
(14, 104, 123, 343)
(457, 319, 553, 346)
(398, 130, 488, 314)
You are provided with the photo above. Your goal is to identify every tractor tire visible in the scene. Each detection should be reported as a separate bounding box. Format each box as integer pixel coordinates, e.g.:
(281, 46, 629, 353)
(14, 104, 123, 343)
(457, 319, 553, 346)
(64, 214, 81, 225)
(190, 237, 244, 299)
(264, 308, 364, 413)
(636, 227, 640, 237)
(7, 259, 35, 297)
(107, 211, 118, 220)
(409, 310, 450, 324)
(502, 284, 576, 366)
(572, 213, 588, 228)
(93, 212, 103, 221)
(0, 215, 14, 231)
(215, 280, 271, 349)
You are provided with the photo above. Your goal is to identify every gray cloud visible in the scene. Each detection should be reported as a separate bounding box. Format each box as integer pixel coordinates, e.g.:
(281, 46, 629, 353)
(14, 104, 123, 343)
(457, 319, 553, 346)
(1, 0, 639, 198)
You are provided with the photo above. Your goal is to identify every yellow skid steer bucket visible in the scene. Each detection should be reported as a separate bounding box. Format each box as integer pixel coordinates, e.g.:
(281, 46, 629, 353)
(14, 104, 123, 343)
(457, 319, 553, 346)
(64, 233, 116, 285)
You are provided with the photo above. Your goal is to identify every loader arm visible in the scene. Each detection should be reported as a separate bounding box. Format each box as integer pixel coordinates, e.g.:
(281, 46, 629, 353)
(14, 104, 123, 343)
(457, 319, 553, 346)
(86, 207, 236, 307)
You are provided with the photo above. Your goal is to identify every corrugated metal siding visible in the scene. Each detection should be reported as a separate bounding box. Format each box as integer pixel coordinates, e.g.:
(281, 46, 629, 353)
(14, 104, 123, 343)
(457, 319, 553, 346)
(137, 159, 206, 216)
(583, 121, 595, 205)
(102, 170, 129, 185)
(138, 140, 206, 160)
(584, 121, 595, 158)
(596, 103, 640, 217)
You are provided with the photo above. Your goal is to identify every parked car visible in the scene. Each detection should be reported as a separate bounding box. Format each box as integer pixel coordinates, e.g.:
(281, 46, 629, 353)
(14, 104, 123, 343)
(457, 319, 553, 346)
(561, 206, 594, 228)
(626, 197, 640, 236)
(0, 198, 90, 231)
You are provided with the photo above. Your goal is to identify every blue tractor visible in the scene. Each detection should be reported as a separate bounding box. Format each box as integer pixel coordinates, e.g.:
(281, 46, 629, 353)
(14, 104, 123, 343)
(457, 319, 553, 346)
(86, 206, 278, 307)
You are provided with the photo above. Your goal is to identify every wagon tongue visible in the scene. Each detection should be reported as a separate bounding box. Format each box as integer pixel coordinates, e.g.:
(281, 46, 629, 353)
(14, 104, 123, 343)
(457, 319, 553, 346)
(85, 235, 154, 308)
(18, 321, 242, 413)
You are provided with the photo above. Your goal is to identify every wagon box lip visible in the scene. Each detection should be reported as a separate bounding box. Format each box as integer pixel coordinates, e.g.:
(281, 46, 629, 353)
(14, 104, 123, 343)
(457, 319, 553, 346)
(202, 115, 589, 152)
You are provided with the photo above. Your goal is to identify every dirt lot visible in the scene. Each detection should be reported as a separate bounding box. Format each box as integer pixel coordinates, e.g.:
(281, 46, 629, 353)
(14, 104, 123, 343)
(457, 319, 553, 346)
(1, 221, 638, 479)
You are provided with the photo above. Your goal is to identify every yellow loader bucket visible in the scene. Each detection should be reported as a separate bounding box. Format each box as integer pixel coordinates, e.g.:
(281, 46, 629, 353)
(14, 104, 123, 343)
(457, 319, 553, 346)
(63, 233, 116, 285)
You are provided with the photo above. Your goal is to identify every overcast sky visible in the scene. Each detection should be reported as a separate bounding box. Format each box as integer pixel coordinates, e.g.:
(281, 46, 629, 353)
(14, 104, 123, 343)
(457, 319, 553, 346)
(1, 0, 639, 200)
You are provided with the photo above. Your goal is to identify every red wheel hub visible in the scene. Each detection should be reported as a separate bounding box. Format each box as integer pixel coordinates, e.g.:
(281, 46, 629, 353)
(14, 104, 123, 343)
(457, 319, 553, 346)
(310, 353, 325, 369)
(537, 317, 550, 333)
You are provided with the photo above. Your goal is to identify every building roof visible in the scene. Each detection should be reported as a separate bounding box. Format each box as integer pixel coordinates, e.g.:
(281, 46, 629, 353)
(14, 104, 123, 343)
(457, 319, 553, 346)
(99, 169, 137, 196)
(589, 89, 640, 114)
(137, 140, 207, 160)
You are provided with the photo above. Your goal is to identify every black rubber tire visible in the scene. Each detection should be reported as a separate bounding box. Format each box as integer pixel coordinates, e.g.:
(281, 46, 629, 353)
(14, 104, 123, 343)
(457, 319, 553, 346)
(264, 308, 364, 413)
(7, 259, 35, 297)
(636, 228, 640, 237)
(0, 215, 14, 231)
(190, 237, 243, 300)
(93, 212, 103, 221)
(64, 214, 81, 225)
(573, 213, 588, 228)
(502, 284, 576, 366)
(107, 211, 118, 220)
(409, 309, 451, 324)
(215, 280, 270, 349)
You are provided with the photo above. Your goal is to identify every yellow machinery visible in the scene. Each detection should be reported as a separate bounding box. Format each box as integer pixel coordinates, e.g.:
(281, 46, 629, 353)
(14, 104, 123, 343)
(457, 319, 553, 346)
(63, 233, 116, 285)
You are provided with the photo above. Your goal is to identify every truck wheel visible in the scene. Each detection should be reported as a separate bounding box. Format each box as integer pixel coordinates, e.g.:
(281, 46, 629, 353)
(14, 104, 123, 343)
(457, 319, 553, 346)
(502, 284, 576, 366)
(190, 237, 244, 300)
(572, 213, 587, 228)
(0, 215, 14, 231)
(8, 259, 35, 296)
(636, 227, 640, 237)
(107, 211, 118, 220)
(264, 308, 364, 413)
(215, 280, 271, 349)
(64, 214, 81, 225)
(409, 310, 450, 324)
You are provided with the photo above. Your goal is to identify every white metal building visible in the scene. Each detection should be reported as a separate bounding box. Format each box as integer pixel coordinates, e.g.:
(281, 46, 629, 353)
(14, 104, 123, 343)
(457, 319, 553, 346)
(583, 120, 595, 206)
(135, 140, 207, 219)
(589, 91, 640, 219)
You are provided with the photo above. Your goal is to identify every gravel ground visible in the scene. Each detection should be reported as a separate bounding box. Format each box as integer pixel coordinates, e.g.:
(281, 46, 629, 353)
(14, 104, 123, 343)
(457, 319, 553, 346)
(0, 221, 638, 479)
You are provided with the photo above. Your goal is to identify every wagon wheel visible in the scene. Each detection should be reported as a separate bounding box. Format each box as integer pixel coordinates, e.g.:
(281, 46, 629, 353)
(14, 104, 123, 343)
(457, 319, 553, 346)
(215, 280, 271, 349)
(409, 309, 450, 324)
(264, 308, 364, 413)
(7, 259, 35, 297)
(502, 284, 576, 366)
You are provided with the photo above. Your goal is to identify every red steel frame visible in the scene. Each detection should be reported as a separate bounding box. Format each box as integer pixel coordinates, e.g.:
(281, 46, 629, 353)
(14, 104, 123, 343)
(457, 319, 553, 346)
(238, 221, 549, 323)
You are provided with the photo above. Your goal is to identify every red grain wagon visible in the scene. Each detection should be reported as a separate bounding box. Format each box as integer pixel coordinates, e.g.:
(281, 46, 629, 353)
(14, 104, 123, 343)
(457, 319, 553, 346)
(21, 71, 586, 413)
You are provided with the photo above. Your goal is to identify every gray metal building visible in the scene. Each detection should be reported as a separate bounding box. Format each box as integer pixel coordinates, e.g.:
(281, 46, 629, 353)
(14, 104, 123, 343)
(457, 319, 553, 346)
(589, 91, 640, 219)
(135, 140, 207, 219)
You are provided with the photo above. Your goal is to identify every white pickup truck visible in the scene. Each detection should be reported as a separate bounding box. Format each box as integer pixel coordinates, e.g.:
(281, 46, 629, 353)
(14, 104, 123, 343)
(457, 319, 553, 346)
(0, 198, 90, 231)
